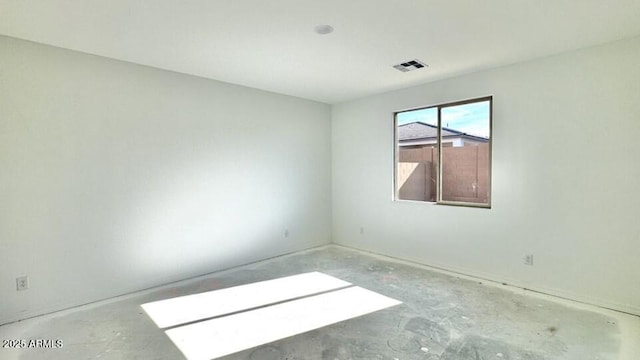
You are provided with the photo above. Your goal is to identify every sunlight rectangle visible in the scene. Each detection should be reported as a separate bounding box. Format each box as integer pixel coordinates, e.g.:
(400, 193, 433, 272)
(165, 286, 401, 360)
(142, 272, 351, 328)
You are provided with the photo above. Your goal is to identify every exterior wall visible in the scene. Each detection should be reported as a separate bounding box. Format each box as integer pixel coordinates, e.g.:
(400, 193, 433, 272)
(441, 144, 489, 203)
(398, 144, 489, 203)
(397, 162, 429, 201)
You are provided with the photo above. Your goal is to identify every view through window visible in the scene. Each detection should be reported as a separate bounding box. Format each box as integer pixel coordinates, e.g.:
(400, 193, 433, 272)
(395, 97, 492, 207)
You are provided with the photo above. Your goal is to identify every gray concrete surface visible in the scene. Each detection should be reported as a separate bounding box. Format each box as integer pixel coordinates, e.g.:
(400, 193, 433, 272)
(1, 245, 636, 360)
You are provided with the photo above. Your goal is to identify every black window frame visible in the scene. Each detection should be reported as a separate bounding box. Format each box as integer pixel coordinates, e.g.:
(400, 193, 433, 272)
(393, 96, 493, 208)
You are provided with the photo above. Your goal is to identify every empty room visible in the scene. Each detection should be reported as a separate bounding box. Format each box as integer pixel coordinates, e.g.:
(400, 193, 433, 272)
(1, 1, 639, 359)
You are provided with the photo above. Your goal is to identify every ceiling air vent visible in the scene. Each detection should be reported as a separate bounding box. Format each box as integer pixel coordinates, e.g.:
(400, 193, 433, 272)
(393, 59, 428, 72)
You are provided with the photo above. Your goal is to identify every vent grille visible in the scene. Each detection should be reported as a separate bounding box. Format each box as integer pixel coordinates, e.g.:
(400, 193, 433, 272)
(393, 59, 427, 72)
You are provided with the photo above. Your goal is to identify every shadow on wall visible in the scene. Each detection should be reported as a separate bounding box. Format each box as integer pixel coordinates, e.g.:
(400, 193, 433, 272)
(397, 162, 434, 201)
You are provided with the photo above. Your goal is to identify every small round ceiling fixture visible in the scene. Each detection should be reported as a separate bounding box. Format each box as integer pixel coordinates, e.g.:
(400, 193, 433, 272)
(314, 25, 334, 35)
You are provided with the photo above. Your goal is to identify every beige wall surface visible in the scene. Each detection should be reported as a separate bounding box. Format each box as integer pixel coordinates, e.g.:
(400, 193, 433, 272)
(398, 144, 489, 203)
(0, 36, 332, 325)
(332, 36, 640, 315)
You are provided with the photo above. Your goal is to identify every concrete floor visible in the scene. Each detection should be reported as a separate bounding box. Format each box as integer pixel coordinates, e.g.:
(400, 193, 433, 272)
(1, 245, 638, 360)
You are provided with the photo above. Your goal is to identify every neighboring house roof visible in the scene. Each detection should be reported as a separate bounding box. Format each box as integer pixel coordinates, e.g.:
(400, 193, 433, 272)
(398, 121, 488, 143)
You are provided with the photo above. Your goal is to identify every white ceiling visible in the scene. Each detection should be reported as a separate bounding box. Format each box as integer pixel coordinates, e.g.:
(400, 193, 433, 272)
(2, 1, 640, 104)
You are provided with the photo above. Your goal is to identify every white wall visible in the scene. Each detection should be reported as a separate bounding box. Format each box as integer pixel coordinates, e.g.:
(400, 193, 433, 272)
(332, 36, 640, 315)
(0, 36, 332, 325)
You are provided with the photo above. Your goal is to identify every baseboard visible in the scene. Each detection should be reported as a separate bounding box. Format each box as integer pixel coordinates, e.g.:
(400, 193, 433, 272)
(4, 241, 635, 327)
(0, 240, 331, 327)
(331, 243, 640, 317)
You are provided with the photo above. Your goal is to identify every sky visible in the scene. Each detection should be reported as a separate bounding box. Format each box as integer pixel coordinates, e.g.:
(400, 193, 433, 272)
(396, 100, 491, 138)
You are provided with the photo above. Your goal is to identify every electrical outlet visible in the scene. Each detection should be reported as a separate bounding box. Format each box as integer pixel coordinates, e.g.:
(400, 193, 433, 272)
(284, 229, 289, 238)
(524, 254, 534, 266)
(16, 276, 29, 291)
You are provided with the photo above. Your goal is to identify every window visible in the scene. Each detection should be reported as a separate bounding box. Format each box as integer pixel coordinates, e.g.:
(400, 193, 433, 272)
(394, 97, 492, 207)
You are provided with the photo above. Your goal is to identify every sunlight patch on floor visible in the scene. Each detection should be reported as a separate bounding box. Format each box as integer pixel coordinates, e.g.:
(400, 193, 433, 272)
(141, 272, 401, 359)
(166, 286, 401, 360)
(141, 272, 351, 328)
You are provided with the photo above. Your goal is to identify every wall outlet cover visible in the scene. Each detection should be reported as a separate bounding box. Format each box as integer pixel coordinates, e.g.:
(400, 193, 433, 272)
(524, 255, 534, 266)
(16, 276, 29, 291)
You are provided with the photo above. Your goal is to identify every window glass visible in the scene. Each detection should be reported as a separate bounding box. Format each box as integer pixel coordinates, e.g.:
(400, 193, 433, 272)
(440, 101, 491, 204)
(395, 97, 491, 207)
